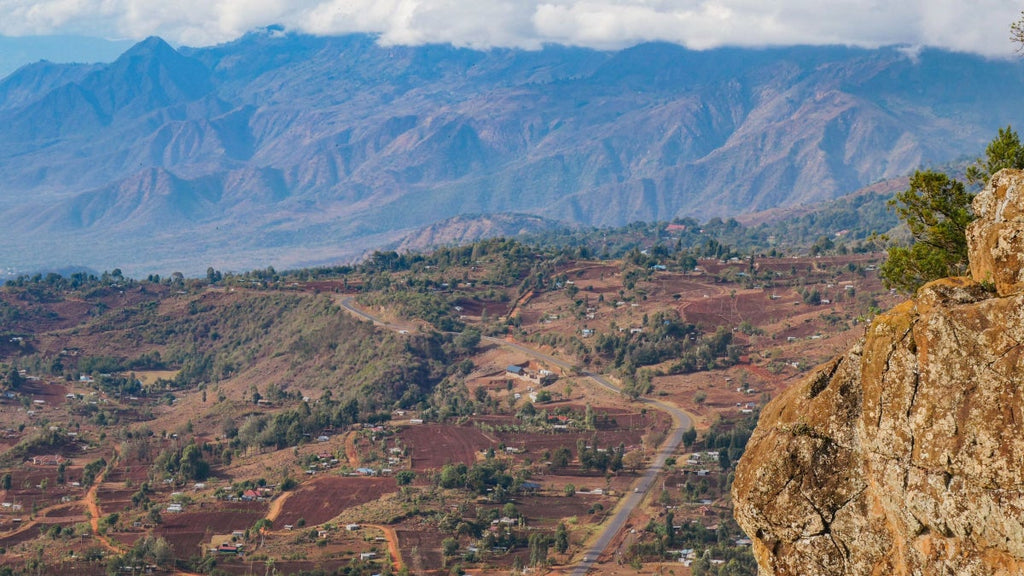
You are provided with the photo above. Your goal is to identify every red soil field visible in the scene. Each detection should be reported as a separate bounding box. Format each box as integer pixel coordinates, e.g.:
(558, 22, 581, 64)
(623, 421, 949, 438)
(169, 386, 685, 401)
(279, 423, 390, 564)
(395, 526, 445, 571)
(15, 379, 70, 404)
(95, 487, 134, 512)
(500, 493, 607, 525)
(274, 476, 397, 526)
(680, 289, 794, 328)
(154, 502, 266, 557)
(41, 504, 87, 520)
(453, 296, 510, 317)
(0, 523, 62, 547)
(103, 461, 154, 484)
(399, 424, 492, 470)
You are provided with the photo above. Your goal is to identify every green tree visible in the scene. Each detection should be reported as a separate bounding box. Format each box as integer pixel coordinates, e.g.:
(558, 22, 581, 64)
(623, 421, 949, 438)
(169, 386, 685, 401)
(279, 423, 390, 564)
(880, 170, 974, 294)
(455, 328, 481, 352)
(966, 126, 1024, 185)
(528, 533, 549, 566)
(554, 522, 569, 553)
(441, 537, 459, 567)
(682, 426, 698, 448)
(178, 443, 210, 481)
(551, 446, 572, 468)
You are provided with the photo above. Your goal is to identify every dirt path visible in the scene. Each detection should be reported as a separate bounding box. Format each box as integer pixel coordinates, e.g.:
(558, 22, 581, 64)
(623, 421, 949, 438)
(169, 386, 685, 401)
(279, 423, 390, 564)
(344, 431, 360, 467)
(505, 290, 536, 321)
(265, 490, 294, 523)
(366, 524, 404, 572)
(83, 453, 123, 553)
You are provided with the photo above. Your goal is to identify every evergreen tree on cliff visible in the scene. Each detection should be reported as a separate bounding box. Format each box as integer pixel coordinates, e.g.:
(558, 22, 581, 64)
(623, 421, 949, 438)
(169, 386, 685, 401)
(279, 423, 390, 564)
(879, 170, 975, 294)
(881, 127, 1024, 294)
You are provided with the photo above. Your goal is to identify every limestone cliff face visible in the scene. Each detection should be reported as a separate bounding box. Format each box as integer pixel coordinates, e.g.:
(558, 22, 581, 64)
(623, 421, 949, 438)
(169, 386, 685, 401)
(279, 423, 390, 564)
(733, 169, 1024, 576)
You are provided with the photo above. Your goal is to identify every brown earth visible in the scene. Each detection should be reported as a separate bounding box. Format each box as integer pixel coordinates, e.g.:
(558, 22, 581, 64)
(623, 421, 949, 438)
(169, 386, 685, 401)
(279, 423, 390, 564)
(155, 502, 266, 557)
(399, 424, 493, 470)
(273, 476, 398, 526)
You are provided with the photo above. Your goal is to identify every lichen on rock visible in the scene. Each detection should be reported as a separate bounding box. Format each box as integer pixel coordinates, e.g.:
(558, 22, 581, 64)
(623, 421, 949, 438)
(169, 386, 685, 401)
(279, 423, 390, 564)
(968, 168, 1024, 296)
(734, 169, 1024, 576)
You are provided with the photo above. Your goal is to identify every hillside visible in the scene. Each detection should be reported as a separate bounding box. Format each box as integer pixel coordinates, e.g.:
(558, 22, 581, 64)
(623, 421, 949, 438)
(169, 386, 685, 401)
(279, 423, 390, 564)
(0, 31, 1023, 275)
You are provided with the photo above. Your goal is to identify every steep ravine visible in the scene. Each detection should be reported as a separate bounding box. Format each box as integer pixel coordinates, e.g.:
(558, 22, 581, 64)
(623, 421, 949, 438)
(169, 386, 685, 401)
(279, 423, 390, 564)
(734, 169, 1024, 575)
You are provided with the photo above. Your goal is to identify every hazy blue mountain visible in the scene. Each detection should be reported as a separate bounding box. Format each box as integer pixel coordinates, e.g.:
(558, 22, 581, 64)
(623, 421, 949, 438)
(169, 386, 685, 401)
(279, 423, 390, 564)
(1, 30, 1023, 276)
(0, 35, 136, 80)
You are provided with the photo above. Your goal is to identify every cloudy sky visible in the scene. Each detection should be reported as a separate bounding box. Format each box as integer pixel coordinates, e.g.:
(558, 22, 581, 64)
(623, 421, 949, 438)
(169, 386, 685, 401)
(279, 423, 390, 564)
(1, 0, 1022, 57)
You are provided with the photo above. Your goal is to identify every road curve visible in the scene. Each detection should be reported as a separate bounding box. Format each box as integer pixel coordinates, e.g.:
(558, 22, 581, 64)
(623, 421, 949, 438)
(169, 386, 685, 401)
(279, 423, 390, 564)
(337, 296, 694, 574)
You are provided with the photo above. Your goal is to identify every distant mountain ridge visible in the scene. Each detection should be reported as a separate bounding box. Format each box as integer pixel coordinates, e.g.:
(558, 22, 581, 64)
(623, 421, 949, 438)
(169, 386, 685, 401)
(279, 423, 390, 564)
(1, 31, 1023, 275)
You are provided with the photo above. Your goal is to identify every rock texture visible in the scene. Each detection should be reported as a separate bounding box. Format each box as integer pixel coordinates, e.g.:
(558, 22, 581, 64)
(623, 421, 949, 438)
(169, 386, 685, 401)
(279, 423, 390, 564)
(734, 169, 1024, 576)
(968, 168, 1024, 297)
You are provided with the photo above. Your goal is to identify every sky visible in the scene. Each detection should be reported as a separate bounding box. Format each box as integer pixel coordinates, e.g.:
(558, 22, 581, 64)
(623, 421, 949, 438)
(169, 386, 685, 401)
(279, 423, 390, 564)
(0, 1, 1021, 61)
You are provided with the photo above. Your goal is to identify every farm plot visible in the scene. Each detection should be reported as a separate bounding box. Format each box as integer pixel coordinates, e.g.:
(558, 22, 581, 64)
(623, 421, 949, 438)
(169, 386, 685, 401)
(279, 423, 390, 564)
(273, 476, 397, 526)
(103, 455, 158, 484)
(453, 295, 510, 318)
(395, 525, 445, 572)
(3, 469, 76, 510)
(154, 502, 265, 557)
(15, 379, 70, 405)
(498, 493, 608, 527)
(95, 487, 134, 513)
(399, 424, 492, 470)
(680, 289, 785, 328)
(491, 408, 669, 457)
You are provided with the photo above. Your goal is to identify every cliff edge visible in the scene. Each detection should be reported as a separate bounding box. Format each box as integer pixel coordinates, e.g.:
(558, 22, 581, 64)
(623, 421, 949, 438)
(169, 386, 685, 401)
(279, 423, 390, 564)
(733, 169, 1024, 576)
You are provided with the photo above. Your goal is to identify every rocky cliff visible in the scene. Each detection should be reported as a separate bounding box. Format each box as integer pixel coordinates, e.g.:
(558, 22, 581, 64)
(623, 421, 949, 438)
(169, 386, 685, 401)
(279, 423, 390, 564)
(733, 169, 1024, 576)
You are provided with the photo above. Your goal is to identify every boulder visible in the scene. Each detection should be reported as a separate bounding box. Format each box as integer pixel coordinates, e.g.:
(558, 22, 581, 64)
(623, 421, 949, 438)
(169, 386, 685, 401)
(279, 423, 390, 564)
(967, 168, 1024, 296)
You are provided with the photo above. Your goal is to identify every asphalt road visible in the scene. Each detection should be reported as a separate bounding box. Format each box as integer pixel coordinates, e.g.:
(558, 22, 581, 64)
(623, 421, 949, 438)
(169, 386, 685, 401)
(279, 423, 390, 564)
(337, 296, 693, 574)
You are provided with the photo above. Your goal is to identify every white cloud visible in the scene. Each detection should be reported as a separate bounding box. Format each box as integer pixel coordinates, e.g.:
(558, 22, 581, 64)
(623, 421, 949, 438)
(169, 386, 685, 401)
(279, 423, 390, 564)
(0, 0, 1020, 57)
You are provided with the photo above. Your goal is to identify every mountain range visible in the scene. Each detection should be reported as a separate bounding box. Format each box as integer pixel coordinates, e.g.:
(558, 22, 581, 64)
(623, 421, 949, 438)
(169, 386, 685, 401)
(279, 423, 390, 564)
(2, 29, 1024, 276)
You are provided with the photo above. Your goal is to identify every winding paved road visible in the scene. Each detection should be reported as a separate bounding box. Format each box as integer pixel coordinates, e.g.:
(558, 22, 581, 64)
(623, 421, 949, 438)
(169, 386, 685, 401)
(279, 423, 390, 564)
(337, 296, 694, 574)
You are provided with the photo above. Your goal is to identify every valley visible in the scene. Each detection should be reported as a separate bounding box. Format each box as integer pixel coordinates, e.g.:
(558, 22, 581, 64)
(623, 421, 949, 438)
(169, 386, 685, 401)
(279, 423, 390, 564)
(0, 228, 897, 575)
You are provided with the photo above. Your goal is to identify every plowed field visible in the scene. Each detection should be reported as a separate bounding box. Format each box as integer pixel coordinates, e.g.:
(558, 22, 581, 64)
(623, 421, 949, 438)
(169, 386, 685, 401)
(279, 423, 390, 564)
(274, 476, 397, 526)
